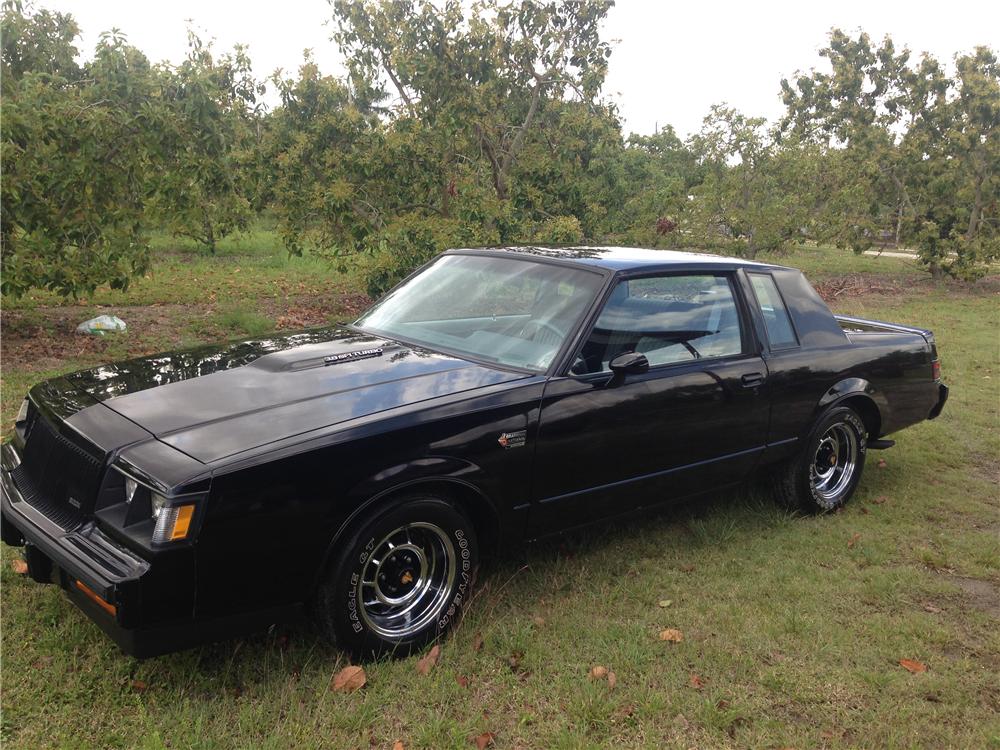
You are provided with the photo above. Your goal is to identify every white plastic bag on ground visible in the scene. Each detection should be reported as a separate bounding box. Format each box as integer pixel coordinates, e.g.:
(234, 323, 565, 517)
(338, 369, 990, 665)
(75, 315, 127, 335)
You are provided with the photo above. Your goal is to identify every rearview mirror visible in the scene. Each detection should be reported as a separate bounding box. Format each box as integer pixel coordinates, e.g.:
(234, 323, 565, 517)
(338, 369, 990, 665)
(609, 351, 649, 377)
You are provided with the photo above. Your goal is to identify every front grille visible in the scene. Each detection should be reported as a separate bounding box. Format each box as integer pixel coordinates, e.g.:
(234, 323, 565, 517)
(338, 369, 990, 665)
(18, 407, 105, 530)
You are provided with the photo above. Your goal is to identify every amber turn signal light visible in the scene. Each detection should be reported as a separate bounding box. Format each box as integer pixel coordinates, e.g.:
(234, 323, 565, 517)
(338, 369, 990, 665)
(75, 580, 117, 617)
(152, 503, 196, 543)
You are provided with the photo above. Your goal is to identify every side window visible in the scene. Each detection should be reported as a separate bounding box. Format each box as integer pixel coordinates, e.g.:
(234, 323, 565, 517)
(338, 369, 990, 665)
(748, 273, 798, 349)
(572, 273, 745, 374)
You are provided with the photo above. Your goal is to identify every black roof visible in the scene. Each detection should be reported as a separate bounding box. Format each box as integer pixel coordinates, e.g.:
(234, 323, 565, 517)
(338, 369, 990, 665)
(451, 246, 789, 272)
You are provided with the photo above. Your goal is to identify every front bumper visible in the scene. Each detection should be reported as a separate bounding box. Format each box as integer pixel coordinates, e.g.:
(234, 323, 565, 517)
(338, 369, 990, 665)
(1, 441, 156, 652)
(2, 442, 302, 657)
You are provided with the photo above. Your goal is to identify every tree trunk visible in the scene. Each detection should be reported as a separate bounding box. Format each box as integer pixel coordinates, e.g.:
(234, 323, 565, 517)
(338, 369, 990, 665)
(204, 218, 216, 255)
(895, 202, 904, 247)
(966, 169, 985, 239)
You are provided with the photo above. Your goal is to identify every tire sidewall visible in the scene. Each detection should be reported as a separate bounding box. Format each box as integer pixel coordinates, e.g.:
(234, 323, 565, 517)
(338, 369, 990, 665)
(801, 406, 867, 512)
(323, 496, 478, 658)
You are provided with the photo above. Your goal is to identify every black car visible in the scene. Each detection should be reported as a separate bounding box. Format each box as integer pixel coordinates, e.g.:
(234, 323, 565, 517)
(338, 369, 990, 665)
(1, 247, 948, 658)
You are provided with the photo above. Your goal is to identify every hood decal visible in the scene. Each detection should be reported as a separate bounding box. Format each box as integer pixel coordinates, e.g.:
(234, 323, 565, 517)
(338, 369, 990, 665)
(324, 347, 384, 366)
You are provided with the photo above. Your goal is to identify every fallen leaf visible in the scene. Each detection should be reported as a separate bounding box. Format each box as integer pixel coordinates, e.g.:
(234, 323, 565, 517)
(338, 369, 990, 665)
(658, 599, 673, 608)
(130, 679, 148, 693)
(860, 507, 870, 515)
(508, 650, 523, 671)
(899, 658, 927, 674)
(11, 559, 28, 575)
(877, 458, 888, 469)
(659, 628, 684, 643)
(472, 632, 484, 652)
(848, 532, 861, 549)
(588, 665, 608, 680)
(922, 602, 943, 614)
(472, 731, 495, 749)
(456, 674, 470, 689)
(680, 564, 696, 573)
(416, 644, 441, 675)
(331, 665, 366, 693)
(393, 742, 405, 750)
(689, 673, 704, 690)
(531, 615, 546, 627)
(607, 671, 617, 690)
(872, 495, 888, 505)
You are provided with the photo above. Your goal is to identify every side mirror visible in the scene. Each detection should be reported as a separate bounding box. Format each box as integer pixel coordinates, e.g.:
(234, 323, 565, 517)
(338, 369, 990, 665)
(609, 351, 649, 378)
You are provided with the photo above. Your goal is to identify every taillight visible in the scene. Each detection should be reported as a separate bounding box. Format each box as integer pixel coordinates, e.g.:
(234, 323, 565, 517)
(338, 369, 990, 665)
(932, 360, 941, 381)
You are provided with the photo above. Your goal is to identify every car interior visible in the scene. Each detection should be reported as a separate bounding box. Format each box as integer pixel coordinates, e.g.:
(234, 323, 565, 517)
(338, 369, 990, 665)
(571, 274, 744, 375)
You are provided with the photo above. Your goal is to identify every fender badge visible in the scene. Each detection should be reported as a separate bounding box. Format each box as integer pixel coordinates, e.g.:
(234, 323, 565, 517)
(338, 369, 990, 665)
(498, 430, 527, 450)
(324, 347, 383, 365)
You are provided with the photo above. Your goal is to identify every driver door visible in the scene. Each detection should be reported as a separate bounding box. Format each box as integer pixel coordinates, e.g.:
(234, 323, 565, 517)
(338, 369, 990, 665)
(528, 271, 770, 537)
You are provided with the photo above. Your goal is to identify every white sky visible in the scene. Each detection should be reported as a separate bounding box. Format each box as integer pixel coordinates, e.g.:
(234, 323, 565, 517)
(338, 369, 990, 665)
(47, 0, 1000, 139)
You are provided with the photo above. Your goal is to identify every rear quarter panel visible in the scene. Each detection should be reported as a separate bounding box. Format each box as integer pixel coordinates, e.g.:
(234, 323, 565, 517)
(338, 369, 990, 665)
(756, 269, 937, 462)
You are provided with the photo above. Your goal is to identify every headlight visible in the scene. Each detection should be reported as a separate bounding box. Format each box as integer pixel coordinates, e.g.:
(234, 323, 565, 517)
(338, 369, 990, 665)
(151, 492, 167, 518)
(16, 398, 29, 424)
(111, 466, 201, 545)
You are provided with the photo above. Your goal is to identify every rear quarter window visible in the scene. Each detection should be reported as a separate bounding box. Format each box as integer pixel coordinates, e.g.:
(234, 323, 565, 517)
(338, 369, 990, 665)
(748, 273, 798, 349)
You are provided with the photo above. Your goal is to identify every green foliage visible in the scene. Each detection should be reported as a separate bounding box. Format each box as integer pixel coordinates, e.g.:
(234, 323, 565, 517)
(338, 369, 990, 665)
(532, 216, 584, 245)
(2, 4, 997, 298)
(266, 54, 384, 257)
(0, 0, 80, 88)
(151, 31, 264, 253)
(332, 0, 613, 206)
(359, 213, 499, 299)
(781, 30, 999, 276)
(1, 7, 157, 297)
(685, 106, 808, 258)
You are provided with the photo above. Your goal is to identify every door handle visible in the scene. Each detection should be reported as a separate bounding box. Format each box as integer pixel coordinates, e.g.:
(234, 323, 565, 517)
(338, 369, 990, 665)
(741, 372, 765, 388)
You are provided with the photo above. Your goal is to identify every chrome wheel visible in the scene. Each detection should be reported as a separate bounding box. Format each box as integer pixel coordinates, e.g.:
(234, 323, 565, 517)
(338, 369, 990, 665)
(811, 422, 858, 507)
(358, 522, 456, 639)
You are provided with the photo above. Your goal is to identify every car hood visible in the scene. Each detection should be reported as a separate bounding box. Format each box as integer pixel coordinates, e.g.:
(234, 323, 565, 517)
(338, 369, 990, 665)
(62, 327, 528, 463)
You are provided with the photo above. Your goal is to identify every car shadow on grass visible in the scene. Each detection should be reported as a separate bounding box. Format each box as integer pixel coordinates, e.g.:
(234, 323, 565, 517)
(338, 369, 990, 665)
(56, 483, 797, 695)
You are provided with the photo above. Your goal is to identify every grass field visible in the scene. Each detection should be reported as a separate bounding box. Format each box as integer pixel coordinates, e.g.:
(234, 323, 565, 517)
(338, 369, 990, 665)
(1, 234, 998, 749)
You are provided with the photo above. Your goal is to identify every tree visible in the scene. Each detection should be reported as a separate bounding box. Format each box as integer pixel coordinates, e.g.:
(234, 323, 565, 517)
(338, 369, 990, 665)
(1, 5, 159, 297)
(780, 29, 999, 277)
(152, 32, 265, 253)
(942, 48, 1000, 273)
(266, 54, 385, 257)
(685, 106, 808, 258)
(331, 0, 613, 215)
(0, 0, 80, 88)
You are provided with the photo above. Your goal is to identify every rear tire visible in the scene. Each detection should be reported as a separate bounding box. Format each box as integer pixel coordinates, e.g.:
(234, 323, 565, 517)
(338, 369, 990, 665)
(315, 494, 478, 660)
(773, 406, 867, 513)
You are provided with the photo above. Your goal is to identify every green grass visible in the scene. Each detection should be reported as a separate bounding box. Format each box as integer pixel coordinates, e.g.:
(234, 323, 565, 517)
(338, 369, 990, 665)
(1, 236, 998, 749)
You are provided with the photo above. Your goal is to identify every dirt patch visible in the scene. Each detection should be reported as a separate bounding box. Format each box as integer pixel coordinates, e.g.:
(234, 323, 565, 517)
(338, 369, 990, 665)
(952, 576, 1000, 619)
(0, 292, 371, 372)
(814, 273, 906, 302)
(813, 272, 1000, 304)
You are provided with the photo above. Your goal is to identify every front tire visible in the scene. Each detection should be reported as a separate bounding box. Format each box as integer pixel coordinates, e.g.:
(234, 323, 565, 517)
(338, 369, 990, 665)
(773, 406, 867, 513)
(316, 494, 478, 659)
